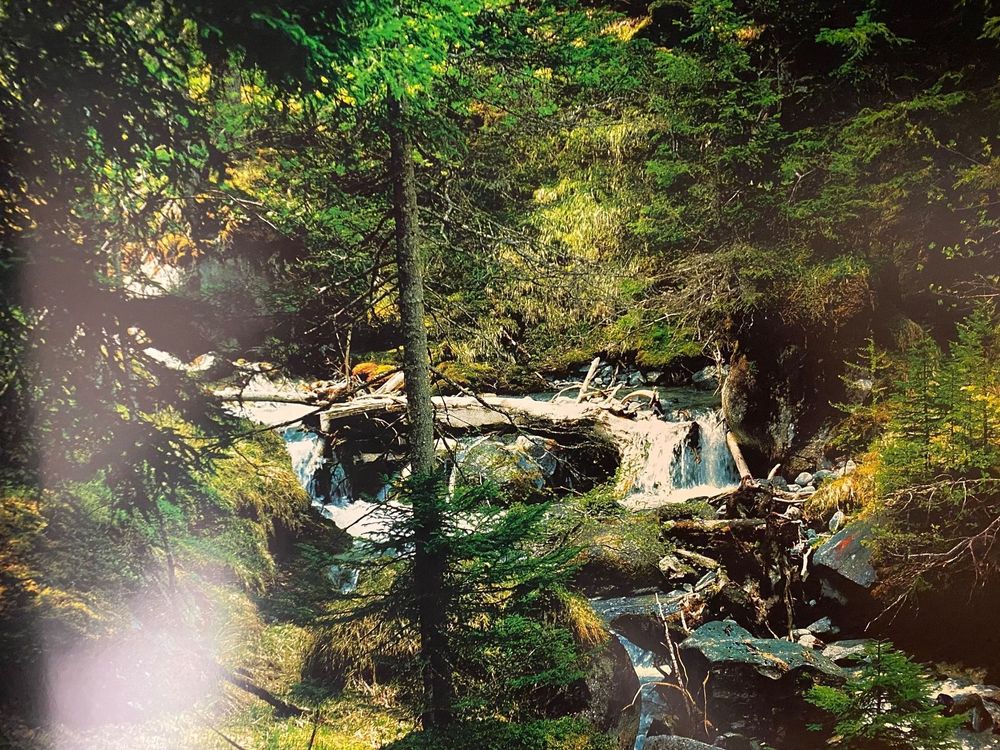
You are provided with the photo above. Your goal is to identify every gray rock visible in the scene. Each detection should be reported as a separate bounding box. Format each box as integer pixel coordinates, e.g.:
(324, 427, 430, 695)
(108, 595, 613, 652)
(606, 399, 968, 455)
(797, 633, 824, 650)
(645, 737, 722, 750)
(787, 483, 802, 492)
(629, 371, 646, 386)
(646, 371, 663, 384)
(766, 476, 789, 491)
(797, 485, 817, 495)
(828, 509, 846, 533)
(804, 616, 838, 636)
(692, 365, 720, 390)
(812, 468, 836, 484)
(813, 522, 877, 588)
(844, 459, 858, 475)
(658, 554, 698, 582)
(821, 639, 873, 666)
(680, 620, 842, 680)
(576, 632, 641, 747)
(794, 471, 814, 486)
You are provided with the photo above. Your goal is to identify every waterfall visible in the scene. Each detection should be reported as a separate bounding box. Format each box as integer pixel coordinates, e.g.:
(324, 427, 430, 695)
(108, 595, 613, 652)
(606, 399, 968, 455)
(629, 409, 739, 506)
(282, 426, 326, 503)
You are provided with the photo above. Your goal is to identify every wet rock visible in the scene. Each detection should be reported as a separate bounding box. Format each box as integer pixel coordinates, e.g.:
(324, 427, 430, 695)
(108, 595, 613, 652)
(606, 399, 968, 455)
(794, 471, 814, 486)
(646, 717, 674, 739)
(692, 366, 720, 390)
(680, 621, 842, 681)
(821, 639, 872, 666)
(574, 633, 641, 749)
(659, 554, 698, 583)
(813, 522, 877, 589)
(629, 371, 647, 387)
(678, 621, 842, 743)
(645, 737, 722, 750)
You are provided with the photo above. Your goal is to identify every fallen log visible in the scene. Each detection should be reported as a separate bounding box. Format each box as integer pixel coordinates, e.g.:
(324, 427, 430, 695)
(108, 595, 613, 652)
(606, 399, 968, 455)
(663, 518, 767, 534)
(725, 430, 754, 484)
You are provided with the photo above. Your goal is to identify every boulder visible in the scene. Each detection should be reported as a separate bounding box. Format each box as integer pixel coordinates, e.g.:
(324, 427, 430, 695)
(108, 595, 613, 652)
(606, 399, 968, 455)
(680, 621, 842, 681)
(794, 471, 814, 486)
(821, 639, 872, 667)
(574, 633, 641, 749)
(692, 366, 720, 390)
(677, 621, 842, 742)
(813, 522, 877, 589)
(812, 469, 835, 484)
(645, 738, 722, 750)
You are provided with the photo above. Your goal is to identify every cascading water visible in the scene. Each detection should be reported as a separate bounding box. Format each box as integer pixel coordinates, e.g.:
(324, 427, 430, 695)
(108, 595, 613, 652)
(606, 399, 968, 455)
(283, 426, 327, 503)
(615, 633, 671, 750)
(628, 409, 739, 507)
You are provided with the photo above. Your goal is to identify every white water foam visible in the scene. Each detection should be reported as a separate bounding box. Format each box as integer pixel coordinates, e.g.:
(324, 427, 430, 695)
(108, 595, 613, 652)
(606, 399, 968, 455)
(626, 409, 739, 508)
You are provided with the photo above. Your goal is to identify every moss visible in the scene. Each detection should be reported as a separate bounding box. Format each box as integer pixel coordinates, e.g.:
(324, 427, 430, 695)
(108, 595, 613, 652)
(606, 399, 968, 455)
(352, 361, 397, 382)
(384, 718, 613, 750)
(656, 500, 717, 521)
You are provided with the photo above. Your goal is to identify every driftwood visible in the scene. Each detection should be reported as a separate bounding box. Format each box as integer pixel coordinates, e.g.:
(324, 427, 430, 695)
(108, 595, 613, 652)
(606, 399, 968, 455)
(576, 357, 602, 403)
(725, 430, 754, 483)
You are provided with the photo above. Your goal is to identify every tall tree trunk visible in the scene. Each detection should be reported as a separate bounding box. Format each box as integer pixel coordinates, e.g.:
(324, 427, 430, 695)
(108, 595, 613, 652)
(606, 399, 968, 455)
(388, 93, 452, 729)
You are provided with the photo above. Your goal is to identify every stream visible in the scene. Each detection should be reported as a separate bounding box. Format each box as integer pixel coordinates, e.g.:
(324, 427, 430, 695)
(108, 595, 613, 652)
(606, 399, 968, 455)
(275, 385, 739, 748)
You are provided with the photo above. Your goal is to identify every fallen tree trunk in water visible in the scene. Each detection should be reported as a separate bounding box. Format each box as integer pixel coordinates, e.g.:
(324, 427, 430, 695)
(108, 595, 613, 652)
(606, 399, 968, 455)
(725, 430, 754, 484)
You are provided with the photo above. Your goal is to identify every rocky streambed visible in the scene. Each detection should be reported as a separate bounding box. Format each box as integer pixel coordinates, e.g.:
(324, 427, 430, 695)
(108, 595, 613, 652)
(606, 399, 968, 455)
(228, 362, 1000, 750)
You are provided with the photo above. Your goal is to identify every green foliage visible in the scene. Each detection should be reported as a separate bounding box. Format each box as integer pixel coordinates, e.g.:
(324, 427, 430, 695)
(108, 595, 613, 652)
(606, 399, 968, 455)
(0, 420, 311, 665)
(874, 304, 1000, 492)
(816, 11, 912, 79)
(340, 475, 582, 720)
(384, 717, 613, 750)
(806, 642, 963, 749)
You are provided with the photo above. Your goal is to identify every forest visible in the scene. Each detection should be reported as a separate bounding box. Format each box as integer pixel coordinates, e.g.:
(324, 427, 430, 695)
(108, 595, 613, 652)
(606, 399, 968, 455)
(1, 0, 1000, 748)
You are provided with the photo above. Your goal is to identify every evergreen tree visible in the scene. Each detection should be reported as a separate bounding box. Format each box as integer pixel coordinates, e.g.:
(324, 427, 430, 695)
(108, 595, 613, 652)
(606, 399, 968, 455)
(807, 642, 963, 750)
(340, 478, 581, 722)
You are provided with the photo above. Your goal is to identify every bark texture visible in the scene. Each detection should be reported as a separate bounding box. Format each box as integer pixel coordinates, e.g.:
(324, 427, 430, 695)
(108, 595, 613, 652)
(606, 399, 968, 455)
(388, 94, 452, 729)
